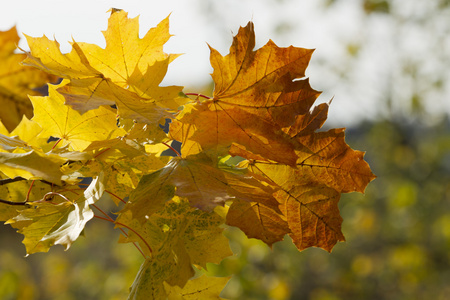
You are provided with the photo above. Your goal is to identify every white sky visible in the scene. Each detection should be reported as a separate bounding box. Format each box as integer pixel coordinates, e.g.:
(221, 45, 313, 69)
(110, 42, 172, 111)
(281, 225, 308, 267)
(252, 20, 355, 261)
(2, 0, 449, 126)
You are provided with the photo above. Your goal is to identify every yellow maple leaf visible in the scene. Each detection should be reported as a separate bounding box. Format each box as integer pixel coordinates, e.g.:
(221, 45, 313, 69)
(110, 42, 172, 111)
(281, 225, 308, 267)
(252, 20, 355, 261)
(22, 9, 187, 128)
(77, 9, 179, 87)
(30, 84, 126, 151)
(0, 27, 56, 131)
(6, 175, 104, 255)
(164, 275, 231, 300)
(0, 150, 65, 184)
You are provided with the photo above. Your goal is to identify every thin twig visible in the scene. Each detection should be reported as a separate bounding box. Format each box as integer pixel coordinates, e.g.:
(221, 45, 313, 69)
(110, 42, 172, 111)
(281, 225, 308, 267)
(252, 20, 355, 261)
(0, 199, 29, 206)
(0, 177, 26, 186)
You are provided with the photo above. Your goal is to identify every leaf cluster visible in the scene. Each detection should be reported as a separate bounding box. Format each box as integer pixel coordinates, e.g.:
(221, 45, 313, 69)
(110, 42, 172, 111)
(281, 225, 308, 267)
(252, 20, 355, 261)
(0, 9, 375, 299)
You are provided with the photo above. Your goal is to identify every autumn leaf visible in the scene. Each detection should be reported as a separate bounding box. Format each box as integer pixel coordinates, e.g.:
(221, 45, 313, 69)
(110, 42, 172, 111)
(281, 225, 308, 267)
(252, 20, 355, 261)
(0, 133, 29, 151)
(30, 84, 126, 151)
(0, 10, 377, 299)
(277, 184, 344, 252)
(6, 174, 104, 255)
(242, 127, 376, 251)
(23, 9, 187, 133)
(249, 128, 376, 194)
(0, 150, 65, 185)
(9, 115, 48, 150)
(119, 199, 231, 299)
(226, 198, 290, 247)
(169, 101, 299, 165)
(7, 201, 91, 254)
(170, 21, 374, 252)
(122, 153, 279, 223)
(76, 10, 178, 87)
(0, 174, 50, 222)
(210, 22, 319, 127)
(0, 27, 56, 131)
(170, 22, 323, 166)
(57, 76, 176, 125)
(164, 275, 231, 300)
(22, 34, 101, 79)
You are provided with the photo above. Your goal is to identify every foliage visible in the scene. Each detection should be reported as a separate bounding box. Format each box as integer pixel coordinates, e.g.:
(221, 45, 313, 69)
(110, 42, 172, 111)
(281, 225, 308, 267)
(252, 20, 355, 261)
(212, 119, 450, 300)
(0, 9, 374, 299)
(0, 27, 57, 131)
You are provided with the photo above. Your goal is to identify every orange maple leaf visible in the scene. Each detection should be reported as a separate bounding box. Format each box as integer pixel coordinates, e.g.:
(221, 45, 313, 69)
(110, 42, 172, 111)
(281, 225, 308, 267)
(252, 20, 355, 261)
(171, 22, 375, 252)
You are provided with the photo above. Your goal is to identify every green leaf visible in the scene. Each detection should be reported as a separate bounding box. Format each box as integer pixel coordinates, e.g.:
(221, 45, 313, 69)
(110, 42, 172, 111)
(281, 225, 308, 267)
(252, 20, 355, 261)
(6, 174, 104, 254)
(118, 198, 232, 298)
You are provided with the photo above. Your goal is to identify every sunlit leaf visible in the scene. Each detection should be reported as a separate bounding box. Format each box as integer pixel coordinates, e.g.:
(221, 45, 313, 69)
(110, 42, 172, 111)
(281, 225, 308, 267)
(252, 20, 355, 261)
(0, 27, 56, 131)
(30, 84, 126, 151)
(164, 275, 231, 300)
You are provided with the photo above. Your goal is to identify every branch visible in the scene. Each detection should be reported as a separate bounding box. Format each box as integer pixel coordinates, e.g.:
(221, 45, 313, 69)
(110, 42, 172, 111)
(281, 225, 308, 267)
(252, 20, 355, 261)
(0, 177, 57, 187)
(0, 177, 26, 186)
(0, 198, 30, 206)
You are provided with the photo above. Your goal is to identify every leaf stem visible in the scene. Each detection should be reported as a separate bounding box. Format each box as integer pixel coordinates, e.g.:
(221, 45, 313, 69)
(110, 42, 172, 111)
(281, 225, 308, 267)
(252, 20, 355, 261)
(185, 93, 211, 100)
(51, 138, 62, 150)
(92, 204, 152, 257)
(25, 180, 35, 201)
(105, 190, 127, 204)
(94, 148, 111, 158)
(114, 220, 153, 257)
(42, 192, 72, 203)
(162, 141, 181, 157)
(93, 215, 148, 259)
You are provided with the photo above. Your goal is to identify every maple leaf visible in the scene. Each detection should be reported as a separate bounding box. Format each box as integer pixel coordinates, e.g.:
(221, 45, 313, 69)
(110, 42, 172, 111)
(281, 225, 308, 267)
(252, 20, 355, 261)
(6, 174, 104, 254)
(30, 84, 126, 151)
(240, 126, 376, 251)
(22, 34, 101, 79)
(210, 22, 319, 127)
(170, 22, 323, 166)
(0, 11, 377, 299)
(57, 76, 179, 126)
(169, 101, 299, 165)
(0, 150, 66, 185)
(0, 27, 56, 131)
(76, 10, 178, 87)
(171, 22, 375, 252)
(226, 198, 290, 246)
(23, 9, 187, 132)
(122, 153, 279, 223)
(164, 275, 231, 300)
(0, 173, 50, 222)
(9, 115, 49, 150)
(0, 133, 29, 151)
(118, 198, 231, 299)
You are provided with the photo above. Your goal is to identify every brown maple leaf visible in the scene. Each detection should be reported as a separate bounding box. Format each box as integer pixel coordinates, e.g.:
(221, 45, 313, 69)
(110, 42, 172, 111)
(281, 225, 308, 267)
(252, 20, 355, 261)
(170, 21, 375, 252)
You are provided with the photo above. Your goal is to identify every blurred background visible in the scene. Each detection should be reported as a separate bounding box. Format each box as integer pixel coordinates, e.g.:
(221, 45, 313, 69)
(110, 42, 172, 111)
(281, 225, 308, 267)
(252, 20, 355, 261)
(1, 0, 449, 299)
